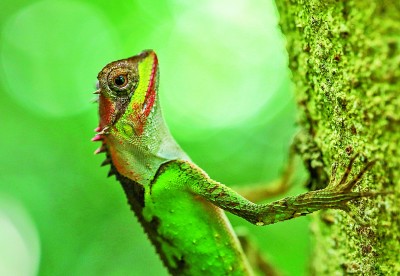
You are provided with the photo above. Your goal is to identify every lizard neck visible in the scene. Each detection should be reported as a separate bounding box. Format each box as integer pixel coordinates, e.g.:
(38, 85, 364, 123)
(104, 95, 189, 185)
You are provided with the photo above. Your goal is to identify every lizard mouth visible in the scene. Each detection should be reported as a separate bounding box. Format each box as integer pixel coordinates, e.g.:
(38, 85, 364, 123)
(91, 78, 109, 153)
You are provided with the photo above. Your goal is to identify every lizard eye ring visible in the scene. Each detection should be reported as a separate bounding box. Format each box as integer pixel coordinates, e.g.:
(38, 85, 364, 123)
(107, 69, 134, 95)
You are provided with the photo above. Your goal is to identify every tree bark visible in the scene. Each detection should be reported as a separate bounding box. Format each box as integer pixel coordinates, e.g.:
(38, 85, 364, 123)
(274, 1, 400, 274)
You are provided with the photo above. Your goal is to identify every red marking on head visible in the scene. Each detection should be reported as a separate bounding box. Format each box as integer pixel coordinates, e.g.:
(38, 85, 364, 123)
(143, 53, 158, 118)
(128, 53, 158, 136)
(132, 52, 158, 136)
(129, 103, 145, 135)
(99, 94, 115, 129)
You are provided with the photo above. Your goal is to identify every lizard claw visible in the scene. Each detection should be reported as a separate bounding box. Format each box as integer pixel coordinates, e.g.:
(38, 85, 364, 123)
(322, 154, 384, 213)
(328, 154, 376, 192)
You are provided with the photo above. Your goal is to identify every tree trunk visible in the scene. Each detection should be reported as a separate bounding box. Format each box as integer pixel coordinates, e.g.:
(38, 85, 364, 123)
(274, 1, 400, 274)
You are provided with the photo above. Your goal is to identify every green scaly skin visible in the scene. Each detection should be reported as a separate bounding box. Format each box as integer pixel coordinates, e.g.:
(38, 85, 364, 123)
(92, 50, 378, 275)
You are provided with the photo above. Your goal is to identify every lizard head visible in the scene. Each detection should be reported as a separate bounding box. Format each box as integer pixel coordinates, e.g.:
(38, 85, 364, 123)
(95, 49, 158, 136)
(92, 50, 187, 184)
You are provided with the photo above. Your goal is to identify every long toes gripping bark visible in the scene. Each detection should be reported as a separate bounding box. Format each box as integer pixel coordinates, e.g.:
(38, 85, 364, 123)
(340, 160, 377, 193)
(322, 155, 382, 211)
(328, 155, 376, 193)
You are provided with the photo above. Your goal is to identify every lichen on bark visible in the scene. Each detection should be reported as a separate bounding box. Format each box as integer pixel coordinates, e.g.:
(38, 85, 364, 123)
(274, 0, 400, 274)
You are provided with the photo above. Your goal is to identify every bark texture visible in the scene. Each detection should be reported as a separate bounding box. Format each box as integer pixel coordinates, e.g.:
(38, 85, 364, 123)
(274, 1, 400, 274)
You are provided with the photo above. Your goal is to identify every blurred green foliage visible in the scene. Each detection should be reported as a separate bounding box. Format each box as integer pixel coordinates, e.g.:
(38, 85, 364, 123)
(0, 1, 309, 275)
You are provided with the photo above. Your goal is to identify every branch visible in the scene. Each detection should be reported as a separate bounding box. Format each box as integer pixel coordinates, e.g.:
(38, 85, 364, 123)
(275, 0, 400, 274)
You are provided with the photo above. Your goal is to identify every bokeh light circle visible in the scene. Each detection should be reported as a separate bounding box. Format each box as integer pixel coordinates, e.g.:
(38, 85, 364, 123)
(1, 1, 119, 117)
(0, 196, 40, 276)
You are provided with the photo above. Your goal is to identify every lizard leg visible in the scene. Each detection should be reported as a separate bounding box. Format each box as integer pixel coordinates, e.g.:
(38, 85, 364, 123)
(187, 156, 379, 226)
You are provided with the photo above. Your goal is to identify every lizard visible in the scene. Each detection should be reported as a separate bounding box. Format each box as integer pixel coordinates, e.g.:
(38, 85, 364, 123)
(92, 50, 378, 275)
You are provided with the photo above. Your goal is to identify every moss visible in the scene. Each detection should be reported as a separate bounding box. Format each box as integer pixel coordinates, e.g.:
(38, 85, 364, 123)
(275, 0, 400, 274)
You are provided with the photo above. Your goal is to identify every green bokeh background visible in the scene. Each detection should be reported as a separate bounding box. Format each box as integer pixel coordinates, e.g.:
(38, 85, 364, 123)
(0, 1, 310, 275)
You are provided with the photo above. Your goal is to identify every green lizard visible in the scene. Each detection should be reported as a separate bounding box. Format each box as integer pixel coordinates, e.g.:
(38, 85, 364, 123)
(92, 50, 377, 275)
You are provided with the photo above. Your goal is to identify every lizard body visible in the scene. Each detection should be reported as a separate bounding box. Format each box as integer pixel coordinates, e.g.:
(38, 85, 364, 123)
(93, 50, 377, 275)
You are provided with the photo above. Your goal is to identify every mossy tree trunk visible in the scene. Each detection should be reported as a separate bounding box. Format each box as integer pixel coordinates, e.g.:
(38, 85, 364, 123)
(274, 1, 400, 274)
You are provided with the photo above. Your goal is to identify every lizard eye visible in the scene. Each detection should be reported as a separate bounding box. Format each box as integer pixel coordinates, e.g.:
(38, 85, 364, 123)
(114, 75, 127, 87)
(106, 66, 138, 97)
(107, 70, 132, 94)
